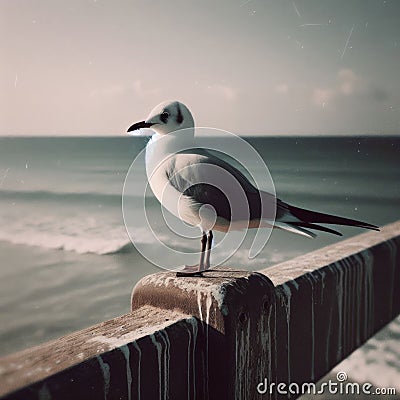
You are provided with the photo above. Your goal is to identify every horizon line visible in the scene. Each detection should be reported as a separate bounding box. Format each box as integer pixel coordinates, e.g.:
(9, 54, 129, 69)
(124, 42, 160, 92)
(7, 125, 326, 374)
(0, 133, 399, 138)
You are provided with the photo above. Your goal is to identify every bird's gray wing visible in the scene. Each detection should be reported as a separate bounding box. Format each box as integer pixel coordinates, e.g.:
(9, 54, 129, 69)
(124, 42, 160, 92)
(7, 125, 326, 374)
(166, 151, 265, 222)
(176, 148, 259, 192)
(194, 148, 259, 192)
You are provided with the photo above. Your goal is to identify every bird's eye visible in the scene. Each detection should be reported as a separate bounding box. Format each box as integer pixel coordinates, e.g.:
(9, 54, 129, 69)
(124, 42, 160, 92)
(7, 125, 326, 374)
(160, 111, 169, 123)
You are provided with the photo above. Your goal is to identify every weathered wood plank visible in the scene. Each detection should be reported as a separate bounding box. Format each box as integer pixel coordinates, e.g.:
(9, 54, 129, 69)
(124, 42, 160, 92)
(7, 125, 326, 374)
(131, 269, 277, 400)
(260, 220, 400, 398)
(0, 305, 205, 399)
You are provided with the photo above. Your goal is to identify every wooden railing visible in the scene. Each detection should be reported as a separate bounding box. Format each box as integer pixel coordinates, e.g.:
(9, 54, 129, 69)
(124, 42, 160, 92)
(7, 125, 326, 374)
(1, 221, 399, 400)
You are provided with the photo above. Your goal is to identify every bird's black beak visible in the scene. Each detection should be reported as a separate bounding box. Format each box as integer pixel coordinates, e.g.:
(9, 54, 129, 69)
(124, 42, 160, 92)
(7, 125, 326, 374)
(127, 121, 154, 133)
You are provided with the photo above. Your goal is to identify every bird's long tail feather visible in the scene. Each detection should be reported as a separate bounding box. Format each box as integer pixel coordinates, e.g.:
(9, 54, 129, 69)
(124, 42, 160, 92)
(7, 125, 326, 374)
(288, 205, 380, 231)
(274, 202, 380, 238)
(292, 222, 343, 236)
(273, 221, 317, 238)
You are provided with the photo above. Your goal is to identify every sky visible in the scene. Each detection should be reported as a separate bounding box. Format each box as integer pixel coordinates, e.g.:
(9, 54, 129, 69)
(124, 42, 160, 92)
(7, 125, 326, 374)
(1, 0, 399, 136)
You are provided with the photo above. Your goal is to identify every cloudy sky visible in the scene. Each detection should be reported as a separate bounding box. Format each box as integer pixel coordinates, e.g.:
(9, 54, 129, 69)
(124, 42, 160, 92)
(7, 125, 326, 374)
(1, 0, 399, 136)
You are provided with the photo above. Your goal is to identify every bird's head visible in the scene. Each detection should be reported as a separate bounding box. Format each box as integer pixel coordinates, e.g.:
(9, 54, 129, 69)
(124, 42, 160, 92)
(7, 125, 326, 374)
(127, 100, 194, 136)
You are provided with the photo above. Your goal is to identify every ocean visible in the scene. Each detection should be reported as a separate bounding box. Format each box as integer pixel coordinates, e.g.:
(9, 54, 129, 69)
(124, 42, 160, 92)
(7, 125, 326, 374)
(0, 136, 399, 390)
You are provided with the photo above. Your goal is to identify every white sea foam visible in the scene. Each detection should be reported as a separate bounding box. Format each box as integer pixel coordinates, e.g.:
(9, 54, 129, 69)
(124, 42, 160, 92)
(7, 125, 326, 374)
(332, 316, 400, 390)
(0, 215, 157, 255)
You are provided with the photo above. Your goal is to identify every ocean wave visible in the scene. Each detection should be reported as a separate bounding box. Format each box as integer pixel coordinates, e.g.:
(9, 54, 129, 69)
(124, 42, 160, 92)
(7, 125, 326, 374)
(0, 222, 158, 256)
(0, 189, 125, 204)
(104, 242, 137, 255)
(0, 231, 132, 255)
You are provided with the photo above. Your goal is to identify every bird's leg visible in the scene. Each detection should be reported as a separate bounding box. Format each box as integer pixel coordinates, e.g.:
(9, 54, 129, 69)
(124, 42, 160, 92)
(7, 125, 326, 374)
(198, 231, 207, 271)
(203, 230, 213, 271)
(176, 231, 207, 277)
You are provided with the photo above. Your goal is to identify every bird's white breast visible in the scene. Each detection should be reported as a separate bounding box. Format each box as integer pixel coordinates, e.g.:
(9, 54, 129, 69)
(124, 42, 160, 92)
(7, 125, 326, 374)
(145, 134, 201, 227)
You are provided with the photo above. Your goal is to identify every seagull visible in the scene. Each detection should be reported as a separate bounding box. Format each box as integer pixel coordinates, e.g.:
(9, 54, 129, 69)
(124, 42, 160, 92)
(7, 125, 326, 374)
(127, 100, 379, 277)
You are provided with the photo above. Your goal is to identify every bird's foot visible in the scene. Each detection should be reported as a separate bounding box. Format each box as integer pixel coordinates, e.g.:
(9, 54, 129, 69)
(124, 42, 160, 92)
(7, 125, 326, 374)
(176, 264, 203, 277)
